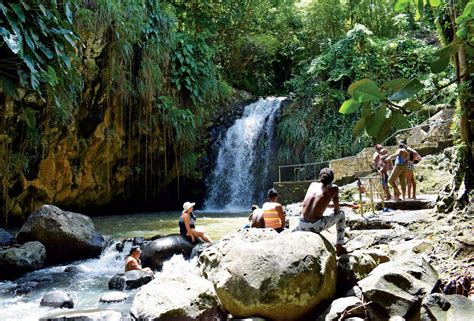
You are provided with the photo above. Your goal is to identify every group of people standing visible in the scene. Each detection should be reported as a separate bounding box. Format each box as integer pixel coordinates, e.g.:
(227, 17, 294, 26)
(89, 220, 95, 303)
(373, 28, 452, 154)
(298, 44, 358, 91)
(372, 141, 421, 201)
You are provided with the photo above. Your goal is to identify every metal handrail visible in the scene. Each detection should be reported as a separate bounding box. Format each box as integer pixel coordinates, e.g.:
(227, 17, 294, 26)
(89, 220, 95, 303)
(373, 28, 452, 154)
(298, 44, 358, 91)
(277, 118, 453, 183)
(278, 160, 329, 182)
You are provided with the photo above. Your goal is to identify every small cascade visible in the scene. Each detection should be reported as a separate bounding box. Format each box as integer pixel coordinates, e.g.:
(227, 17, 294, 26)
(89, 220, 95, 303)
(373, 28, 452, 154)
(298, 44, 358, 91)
(204, 97, 285, 211)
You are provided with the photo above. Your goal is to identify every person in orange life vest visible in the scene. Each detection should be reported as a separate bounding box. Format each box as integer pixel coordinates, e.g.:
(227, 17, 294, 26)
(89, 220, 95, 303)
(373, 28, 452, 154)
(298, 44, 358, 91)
(250, 188, 285, 232)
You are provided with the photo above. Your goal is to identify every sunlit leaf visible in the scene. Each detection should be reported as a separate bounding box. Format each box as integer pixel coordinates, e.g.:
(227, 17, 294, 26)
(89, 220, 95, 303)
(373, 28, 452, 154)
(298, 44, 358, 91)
(0, 27, 22, 54)
(394, 0, 410, 11)
(350, 79, 386, 102)
(339, 99, 361, 114)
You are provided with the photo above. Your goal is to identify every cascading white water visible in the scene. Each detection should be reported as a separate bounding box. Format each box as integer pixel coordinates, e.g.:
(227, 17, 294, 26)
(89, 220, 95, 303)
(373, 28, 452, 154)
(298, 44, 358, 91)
(204, 97, 285, 211)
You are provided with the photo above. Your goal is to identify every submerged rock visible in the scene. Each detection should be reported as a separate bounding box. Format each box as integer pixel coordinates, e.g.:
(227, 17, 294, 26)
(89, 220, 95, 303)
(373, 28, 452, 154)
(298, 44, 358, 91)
(40, 290, 74, 309)
(420, 293, 474, 321)
(140, 234, 195, 271)
(108, 270, 153, 290)
(16, 205, 104, 264)
(12, 281, 39, 295)
(130, 272, 226, 320)
(0, 241, 46, 280)
(39, 308, 123, 321)
(198, 229, 337, 320)
(358, 254, 439, 319)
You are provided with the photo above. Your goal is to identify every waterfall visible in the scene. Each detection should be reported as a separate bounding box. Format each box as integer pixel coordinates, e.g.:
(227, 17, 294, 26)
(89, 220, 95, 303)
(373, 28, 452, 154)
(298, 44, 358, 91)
(204, 97, 285, 211)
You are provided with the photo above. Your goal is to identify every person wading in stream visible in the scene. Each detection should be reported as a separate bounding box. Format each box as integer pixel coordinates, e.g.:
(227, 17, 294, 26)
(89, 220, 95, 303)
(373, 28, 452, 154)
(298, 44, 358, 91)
(179, 201, 212, 243)
(125, 246, 152, 273)
(250, 188, 286, 232)
(292, 168, 348, 255)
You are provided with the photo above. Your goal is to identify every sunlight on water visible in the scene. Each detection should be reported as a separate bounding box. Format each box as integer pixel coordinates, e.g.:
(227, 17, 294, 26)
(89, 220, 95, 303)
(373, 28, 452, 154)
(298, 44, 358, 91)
(0, 211, 249, 320)
(92, 210, 249, 240)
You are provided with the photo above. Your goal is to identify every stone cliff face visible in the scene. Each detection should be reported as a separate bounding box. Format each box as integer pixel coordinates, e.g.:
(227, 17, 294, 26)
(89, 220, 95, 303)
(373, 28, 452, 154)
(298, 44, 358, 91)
(0, 22, 254, 226)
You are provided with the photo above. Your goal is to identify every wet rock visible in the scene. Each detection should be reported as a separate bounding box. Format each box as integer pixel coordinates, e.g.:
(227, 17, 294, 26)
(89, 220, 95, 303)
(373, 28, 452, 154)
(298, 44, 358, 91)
(99, 291, 128, 303)
(317, 296, 365, 321)
(64, 265, 89, 274)
(0, 228, 14, 246)
(132, 237, 144, 246)
(140, 234, 195, 271)
(39, 308, 123, 321)
(16, 205, 104, 264)
(0, 241, 46, 280)
(131, 272, 226, 320)
(358, 254, 439, 319)
(198, 229, 336, 320)
(108, 270, 153, 290)
(40, 290, 74, 309)
(115, 242, 124, 253)
(12, 281, 39, 295)
(420, 293, 474, 321)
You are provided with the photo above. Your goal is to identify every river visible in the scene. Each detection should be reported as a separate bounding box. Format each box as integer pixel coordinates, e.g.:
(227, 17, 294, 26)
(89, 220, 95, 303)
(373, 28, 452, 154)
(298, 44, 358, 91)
(0, 211, 249, 320)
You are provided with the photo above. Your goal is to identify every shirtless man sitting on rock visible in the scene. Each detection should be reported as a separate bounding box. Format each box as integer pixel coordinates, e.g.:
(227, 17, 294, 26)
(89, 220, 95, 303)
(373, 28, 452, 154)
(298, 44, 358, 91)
(292, 168, 348, 255)
(125, 246, 152, 273)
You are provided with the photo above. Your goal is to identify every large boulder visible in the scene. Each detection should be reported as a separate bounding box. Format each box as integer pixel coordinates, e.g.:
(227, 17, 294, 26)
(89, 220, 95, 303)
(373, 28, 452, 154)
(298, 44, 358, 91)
(420, 293, 474, 321)
(16, 205, 104, 264)
(198, 229, 337, 320)
(0, 241, 46, 280)
(140, 234, 195, 271)
(40, 290, 74, 309)
(130, 272, 226, 320)
(358, 254, 439, 319)
(0, 228, 14, 246)
(39, 308, 123, 321)
(108, 270, 153, 290)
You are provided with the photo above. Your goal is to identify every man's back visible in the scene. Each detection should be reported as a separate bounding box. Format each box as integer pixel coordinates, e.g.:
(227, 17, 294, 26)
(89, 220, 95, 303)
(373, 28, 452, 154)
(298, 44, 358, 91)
(301, 182, 338, 222)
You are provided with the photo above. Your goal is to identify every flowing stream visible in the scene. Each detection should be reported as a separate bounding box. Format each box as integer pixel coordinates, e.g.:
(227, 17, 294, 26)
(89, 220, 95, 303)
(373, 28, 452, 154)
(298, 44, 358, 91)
(0, 211, 248, 320)
(205, 97, 285, 211)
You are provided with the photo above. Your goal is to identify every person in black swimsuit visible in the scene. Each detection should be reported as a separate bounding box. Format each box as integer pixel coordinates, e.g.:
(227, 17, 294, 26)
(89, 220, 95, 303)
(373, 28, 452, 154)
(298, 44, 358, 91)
(179, 202, 212, 243)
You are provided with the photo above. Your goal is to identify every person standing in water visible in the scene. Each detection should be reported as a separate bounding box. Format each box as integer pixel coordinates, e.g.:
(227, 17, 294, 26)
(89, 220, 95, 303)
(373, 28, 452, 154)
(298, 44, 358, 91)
(292, 168, 347, 255)
(179, 201, 212, 243)
(251, 188, 285, 232)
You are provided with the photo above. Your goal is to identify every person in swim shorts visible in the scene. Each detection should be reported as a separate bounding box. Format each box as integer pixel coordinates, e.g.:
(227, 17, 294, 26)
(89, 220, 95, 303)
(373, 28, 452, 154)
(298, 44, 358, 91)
(292, 168, 347, 255)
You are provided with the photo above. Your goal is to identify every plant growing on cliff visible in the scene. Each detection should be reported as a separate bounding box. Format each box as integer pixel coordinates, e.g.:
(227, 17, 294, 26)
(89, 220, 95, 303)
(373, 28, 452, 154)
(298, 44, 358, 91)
(0, 1, 81, 122)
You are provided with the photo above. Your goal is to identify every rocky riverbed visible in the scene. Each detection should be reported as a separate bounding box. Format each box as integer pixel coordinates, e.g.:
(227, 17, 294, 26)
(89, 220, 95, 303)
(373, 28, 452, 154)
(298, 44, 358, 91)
(0, 185, 472, 320)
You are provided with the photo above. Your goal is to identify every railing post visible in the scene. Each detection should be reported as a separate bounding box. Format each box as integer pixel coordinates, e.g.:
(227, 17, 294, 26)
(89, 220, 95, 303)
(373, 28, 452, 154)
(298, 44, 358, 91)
(278, 166, 281, 183)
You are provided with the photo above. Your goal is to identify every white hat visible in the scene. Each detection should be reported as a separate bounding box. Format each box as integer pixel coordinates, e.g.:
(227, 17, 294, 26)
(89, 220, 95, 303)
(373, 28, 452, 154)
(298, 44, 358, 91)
(182, 201, 196, 212)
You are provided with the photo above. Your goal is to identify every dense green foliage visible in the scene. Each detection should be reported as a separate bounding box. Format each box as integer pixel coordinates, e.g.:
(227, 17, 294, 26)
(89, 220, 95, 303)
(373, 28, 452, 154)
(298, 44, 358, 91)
(277, 2, 454, 163)
(341, 0, 473, 210)
(1, 0, 467, 222)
